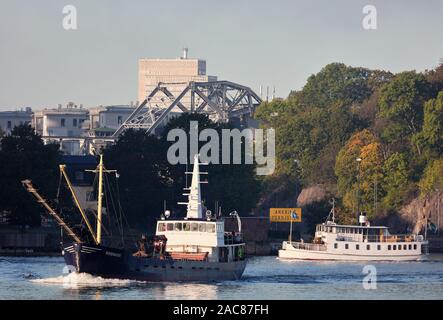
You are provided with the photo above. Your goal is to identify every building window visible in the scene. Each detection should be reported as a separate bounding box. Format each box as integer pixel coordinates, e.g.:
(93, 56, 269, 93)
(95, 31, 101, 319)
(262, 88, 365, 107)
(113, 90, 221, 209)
(7, 121, 11, 129)
(117, 116, 123, 125)
(367, 245, 370, 250)
(393, 245, 397, 250)
(334, 243, 338, 249)
(388, 245, 391, 250)
(61, 118, 65, 127)
(398, 245, 402, 250)
(356, 244, 360, 250)
(409, 244, 412, 250)
(414, 244, 417, 250)
(404, 245, 407, 250)
(73, 119, 77, 127)
(377, 245, 381, 250)
(345, 244, 349, 249)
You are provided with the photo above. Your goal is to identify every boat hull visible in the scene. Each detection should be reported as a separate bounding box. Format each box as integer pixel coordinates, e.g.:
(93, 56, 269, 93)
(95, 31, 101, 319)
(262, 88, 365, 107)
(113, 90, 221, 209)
(63, 243, 246, 281)
(278, 248, 427, 261)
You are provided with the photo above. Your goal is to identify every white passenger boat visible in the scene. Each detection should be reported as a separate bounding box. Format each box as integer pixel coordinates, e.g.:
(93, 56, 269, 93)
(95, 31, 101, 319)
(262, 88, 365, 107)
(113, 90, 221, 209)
(279, 206, 428, 261)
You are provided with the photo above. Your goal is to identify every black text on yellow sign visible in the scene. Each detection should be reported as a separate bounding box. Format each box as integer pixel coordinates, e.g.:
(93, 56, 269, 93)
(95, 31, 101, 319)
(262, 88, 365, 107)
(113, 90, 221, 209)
(269, 208, 302, 223)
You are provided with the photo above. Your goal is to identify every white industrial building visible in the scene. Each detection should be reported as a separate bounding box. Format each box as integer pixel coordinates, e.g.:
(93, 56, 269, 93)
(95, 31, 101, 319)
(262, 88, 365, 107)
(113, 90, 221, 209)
(0, 108, 33, 135)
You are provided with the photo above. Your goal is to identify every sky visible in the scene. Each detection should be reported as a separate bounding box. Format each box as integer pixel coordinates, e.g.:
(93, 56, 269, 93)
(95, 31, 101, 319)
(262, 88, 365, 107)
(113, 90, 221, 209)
(1, 0, 443, 110)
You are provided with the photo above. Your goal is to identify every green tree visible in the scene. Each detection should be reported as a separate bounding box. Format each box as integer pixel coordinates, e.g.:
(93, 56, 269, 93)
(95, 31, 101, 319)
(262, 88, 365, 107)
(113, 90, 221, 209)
(0, 125, 61, 226)
(335, 129, 383, 219)
(378, 71, 433, 153)
(412, 91, 443, 157)
(419, 158, 443, 196)
(382, 152, 411, 210)
(103, 129, 172, 229)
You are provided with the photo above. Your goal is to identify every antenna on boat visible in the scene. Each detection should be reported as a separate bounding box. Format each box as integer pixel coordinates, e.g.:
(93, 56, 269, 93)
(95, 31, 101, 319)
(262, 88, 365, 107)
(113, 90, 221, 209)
(332, 198, 335, 223)
(326, 198, 336, 224)
(178, 154, 208, 219)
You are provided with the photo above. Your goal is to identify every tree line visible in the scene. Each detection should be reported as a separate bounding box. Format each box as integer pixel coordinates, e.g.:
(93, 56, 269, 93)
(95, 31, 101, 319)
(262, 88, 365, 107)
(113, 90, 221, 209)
(256, 61, 443, 225)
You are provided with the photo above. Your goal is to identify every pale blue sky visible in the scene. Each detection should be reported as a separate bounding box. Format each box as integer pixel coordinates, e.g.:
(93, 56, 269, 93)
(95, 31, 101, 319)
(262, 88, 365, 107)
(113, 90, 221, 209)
(1, 0, 442, 110)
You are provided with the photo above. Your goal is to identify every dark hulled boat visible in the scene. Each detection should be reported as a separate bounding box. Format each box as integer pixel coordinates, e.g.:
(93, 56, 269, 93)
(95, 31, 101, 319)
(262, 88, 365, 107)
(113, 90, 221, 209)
(24, 154, 247, 282)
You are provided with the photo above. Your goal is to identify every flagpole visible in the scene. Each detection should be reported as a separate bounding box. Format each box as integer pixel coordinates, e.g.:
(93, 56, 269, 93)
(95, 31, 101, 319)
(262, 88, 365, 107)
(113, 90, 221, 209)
(289, 215, 293, 245)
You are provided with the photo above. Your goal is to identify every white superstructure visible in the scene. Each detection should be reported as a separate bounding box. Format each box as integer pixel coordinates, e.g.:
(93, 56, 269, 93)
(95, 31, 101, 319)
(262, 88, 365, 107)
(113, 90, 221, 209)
(155, 154, 245, 263)
(279, 214, 428, 261)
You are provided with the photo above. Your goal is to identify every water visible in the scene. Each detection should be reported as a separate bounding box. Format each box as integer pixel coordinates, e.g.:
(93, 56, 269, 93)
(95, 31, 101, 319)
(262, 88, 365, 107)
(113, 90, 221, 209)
(1, 255, 443, 300)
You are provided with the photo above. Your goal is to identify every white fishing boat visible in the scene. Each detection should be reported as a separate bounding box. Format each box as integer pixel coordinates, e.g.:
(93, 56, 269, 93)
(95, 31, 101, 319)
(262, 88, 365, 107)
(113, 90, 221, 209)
(279, 202, 428, 261)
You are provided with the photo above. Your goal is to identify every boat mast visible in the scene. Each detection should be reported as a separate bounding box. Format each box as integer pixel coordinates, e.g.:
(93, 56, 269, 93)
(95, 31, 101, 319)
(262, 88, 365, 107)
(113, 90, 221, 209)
(178, 154, 208, 219)
(85, 154, 117, 245)
(97, 154, 104, 244)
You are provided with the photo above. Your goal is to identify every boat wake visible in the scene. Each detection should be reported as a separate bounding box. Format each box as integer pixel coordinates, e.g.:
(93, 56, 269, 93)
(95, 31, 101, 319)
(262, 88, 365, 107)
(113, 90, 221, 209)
(31, 272, 138, 288)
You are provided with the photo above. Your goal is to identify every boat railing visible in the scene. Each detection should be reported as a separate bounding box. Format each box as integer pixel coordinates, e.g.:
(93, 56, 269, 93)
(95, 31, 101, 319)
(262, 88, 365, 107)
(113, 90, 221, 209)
(336, 234, 421, 243)
(283, 241, 327, 251)
(224, 232, 243, 245)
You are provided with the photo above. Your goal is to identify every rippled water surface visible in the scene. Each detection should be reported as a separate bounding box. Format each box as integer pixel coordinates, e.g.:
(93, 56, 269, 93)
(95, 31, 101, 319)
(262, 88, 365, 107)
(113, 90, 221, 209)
(1, 255, 442, 299)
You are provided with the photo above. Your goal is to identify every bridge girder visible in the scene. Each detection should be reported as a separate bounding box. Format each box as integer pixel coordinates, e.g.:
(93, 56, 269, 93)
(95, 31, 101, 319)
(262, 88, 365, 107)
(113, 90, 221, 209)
(113, 80, 262, 137)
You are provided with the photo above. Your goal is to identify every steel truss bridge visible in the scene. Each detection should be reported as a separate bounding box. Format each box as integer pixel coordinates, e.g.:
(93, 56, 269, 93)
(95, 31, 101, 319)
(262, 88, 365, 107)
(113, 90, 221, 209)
(112, 80, 262, 136)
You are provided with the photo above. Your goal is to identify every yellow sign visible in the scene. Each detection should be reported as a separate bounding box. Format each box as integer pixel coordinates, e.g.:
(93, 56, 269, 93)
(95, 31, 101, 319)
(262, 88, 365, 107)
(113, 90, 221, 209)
(270, 208, 302, 223)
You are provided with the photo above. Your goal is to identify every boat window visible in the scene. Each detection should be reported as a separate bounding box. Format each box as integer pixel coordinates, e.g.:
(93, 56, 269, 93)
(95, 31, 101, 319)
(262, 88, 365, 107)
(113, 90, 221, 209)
(174, 222, 182, 231)
(207, 224, 215, 233)
(377, 245, 381, 250)
(356, 244, 360, 250)
(191, 223, 198, 232)
(199, 223, 207, 232)
(184, 223, 191, 231)
(157, 223, 165, 232)
(345, 244, 349, 249)
(167, 223, 174, 231)
(366, 245, 370, 250)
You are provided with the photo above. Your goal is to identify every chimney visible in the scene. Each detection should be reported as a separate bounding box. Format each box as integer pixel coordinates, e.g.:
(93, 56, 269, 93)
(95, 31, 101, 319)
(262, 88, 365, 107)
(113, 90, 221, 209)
(182, 47, 188, 59)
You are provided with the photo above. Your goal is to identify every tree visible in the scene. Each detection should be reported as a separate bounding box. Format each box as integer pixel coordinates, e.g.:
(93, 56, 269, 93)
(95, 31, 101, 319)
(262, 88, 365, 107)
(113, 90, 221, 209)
(103, 129, 172, 229)
(412, 91, 443, 157)
(419, 158, 443, 196)
(382, 152, 411, 210)
(0, 125, 61, 226)
(335, 129, 383, 219)
(299, 63, 390, 109)
(378, 71, 433, 153)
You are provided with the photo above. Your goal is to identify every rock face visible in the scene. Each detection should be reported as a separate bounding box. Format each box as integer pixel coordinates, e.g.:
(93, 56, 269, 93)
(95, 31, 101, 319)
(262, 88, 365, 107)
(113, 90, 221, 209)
(297, 185, 327, 207)
(398, 191, 442, 234)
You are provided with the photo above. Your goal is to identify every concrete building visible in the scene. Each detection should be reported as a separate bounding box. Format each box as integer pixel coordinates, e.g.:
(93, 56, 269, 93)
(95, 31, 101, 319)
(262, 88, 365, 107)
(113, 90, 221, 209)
(138, 48, 217, 103)
(0, 108, 33, 135)
(33, 103, 89, 155)
(88, 105, 136, 137)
